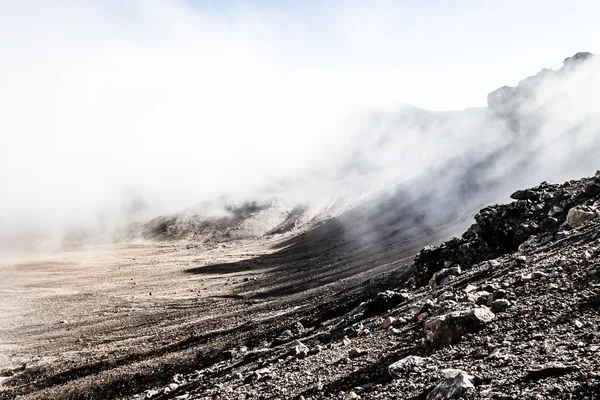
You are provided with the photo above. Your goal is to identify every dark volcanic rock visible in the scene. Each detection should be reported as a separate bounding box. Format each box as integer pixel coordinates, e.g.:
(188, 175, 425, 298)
(362, 290, 410, 317)
(414, 174, 600, 287)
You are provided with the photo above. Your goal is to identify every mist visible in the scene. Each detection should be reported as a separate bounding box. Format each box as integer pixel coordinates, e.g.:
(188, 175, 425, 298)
(1, 1, 599, 250)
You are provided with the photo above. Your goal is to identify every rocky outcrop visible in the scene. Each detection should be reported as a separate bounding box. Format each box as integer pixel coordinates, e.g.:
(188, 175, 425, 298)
(487, 52, 595, 116)
(414, 172, 600, 287)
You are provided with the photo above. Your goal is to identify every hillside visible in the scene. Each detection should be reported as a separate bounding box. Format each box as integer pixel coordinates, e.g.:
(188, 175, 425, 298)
(125, 172, 600, 400)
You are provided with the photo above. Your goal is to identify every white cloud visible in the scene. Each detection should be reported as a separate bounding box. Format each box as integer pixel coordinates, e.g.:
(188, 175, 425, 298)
(0, 1, 598, 248)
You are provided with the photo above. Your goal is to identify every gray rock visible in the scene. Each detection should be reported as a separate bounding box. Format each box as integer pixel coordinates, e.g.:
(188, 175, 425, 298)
(429, 266, 462, 288)
(491, 299, 512, 313)
(427, 369, 474, 400)
(549, 205, 564, 217)
(293, 341, 309, 359)
(473, 291, 491, 305)
(424, 307, 495, 347)
(382, 316, 397, 329)
(491, 288, 507, 301)
(463, 284, 478, 293)
(348, 348, 367, 359)
(309, 345, 323, 355)
(566, 206, 597, 228)
(438, 291, 456, 302)
(388, 355, 426, 378)
(510, 189, 537, 201)
(292, 321, 306, 335)
(417, 299, 437, 315)
(271, 329, 295, 347)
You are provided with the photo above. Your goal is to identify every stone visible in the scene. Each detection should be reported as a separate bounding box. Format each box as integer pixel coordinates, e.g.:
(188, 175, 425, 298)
(292, 321, 306, 335)
(388, 355, 426, 378)
(429, 266, 462, 288)
(511, 189, 537, 201)
(520, 273, 533, 282)
(424, 307, 495, 347)
(532, 271, 548, 279)
(343, 392, 360, 400)
(585, 183, 600, 196)
(438, 291, 456, 302)
(474, 291, 491, 305)
(526, 363, 578, 380)
(293, 341, 309, 359)
(491, 299, 512, 313)
(463, 284, 478, 293)
(491, 288, 507, 301)
(567, 206, 597, 228)
(382, 316, 397, 329)
(271, 329, 295, 347)
(363, 290, 410, 316)
(549, 206, 564, 217)
(427, 369, 475, 400)
(540, 217, 559, 232)
(417, 299, 436, 315)
(348, 348, 367, 359)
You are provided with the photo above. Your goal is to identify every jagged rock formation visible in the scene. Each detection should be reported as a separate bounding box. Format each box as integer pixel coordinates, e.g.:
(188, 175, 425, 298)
(413, 172, 600, 287)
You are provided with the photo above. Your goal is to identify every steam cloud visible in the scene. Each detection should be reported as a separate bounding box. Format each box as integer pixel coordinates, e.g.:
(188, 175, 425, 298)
(1, 1, 599, 250)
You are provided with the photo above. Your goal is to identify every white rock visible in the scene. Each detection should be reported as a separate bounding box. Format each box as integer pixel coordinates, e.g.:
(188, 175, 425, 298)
(382, 316, 397, 329)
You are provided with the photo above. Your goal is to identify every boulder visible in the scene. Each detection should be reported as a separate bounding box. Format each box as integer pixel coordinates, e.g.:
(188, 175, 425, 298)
(363, 290, 409, 316)
(566, 206, 597, 228)
(427, 369, 475, 400)
(424, 307, 495, 347)
(388, 355, 426, 378)
(491, 299, 512, 313)
(429, 266, 462, 289)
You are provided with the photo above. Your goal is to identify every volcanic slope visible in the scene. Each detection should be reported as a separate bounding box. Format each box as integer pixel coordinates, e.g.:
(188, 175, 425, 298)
(125, 172, 600, 400)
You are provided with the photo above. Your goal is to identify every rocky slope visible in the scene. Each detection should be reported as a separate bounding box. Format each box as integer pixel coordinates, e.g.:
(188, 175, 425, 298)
(125, 172, 600, 400)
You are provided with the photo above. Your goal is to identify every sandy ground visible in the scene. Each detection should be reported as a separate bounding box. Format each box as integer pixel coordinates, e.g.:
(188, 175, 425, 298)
(0, 238, 282, 396)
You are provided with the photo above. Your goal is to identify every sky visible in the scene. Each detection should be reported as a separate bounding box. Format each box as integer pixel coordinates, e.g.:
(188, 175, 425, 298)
(0, 0, 599, 248)
(180, 0, 600, 108)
